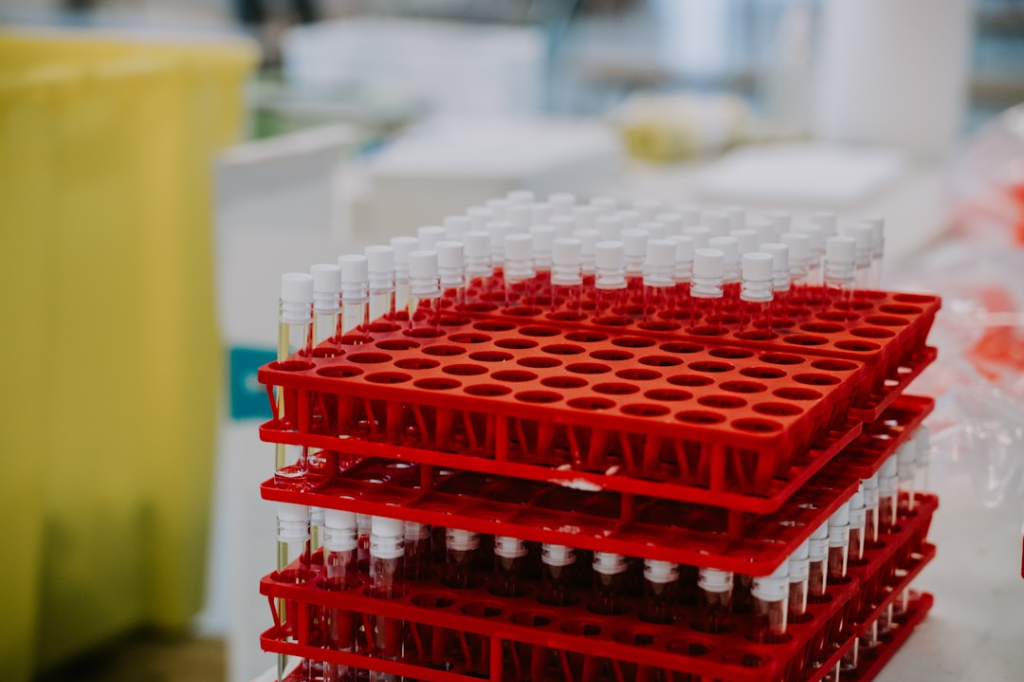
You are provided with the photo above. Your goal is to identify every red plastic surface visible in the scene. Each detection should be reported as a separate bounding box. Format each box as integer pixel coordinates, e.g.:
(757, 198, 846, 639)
(260, 321, 873, 513)
(259, 496, 936, 682)
(261, 458, 859, 575)
(468, 284, 939, 408)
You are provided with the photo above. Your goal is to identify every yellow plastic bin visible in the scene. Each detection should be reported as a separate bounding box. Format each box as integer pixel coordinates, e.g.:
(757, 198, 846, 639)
(0, 30, 256, 681)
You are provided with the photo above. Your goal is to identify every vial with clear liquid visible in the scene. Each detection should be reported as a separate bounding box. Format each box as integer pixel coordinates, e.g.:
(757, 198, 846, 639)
(689, 248, 725, 331)
(389, 236, 419, 314)
(323, 509, 359, 682)
(589, 552, 630, 616)
(491, 536, 529, 598)
(368, 516, 405, 682)
(538, 544, 576, 607)
(695, 568, 734, 634)
(338, 255, 369, 339)
(551, 238, 583, 319)
(640, 559, 679, 624)
(407, 251, 441, 333)
(365, 246, 395, 324)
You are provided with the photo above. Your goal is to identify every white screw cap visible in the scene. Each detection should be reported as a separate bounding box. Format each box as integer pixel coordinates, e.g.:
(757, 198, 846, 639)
(682, 225, 712, 249)
(552, 238, 582, 267)
(408, 250, 438, 279)
(550, 215, 577, 240)
(826, 235, 857, 265)
(622, 228, 650, 258)
(338, 254, 368, 283)
(708, 236, 738, 266)
(365, 245, 395, 273)
(463, 231, 490, 259)
(444, 215, 471, 241)
(731, 229, 759, 257)
(702, 210, 731, 237)
(280, 272, 314, 304)
(417, 225, 446, 252)
(693, 248, 725, 278)
(324, 508, 356, 531)
(646, 238, 677, 268)
(810, 211, 838, 237)
(436, 240, 464, 269)
(390, 236, 419, 268)
(596, 215, 624, 242)
(507, 189, 535, 204)
(311, 263, 341, 295)
(781, 232, 810, 264)
(742, 252, 774, 282)
(595, 240, 625, 269)
(505, 233, 533, 261)
(640, 221, 667, 241)
(672, 235, 695, 262)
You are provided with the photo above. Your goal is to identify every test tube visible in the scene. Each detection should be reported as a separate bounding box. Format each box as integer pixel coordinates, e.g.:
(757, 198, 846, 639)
(915, 425, 931, 495)
(417, 225, 446, 252)
(591, 552, 630, 617)
(492, 536, 529, 598)
(389, 236, 418, 313)
(507, 189, 535, 204)
(487, 198, 511, 220)
(730, 229, 759, 258)
(696, 568, 734, 634)
(436, 241, 466, 311)
(548, 192, 577, 216)
(403, 521, 432, 582)
(574, 228, 600, 286)
(616, 209, 641, 231)
(879, 453, 899, 533)
(751, 561, 789, 644)
(807, 521, 829, 601)
(338, 255, 369, 339)
(759, 242, 790, 327)
(708, 236, 740, 301)
(276, 503, 312, 682)
(443, 528, 481, 589)
(841, 222, 873, 290)
(823, 236, 857, 307)
(530, 224, 556, 285)
(897, 435, 917, 513)
(722, 205, 746, 232)
(622, 227, 650, 288)
(748, 219, 775, 247)
(507, 204, 533, 233)
(640, 220, 667, 241)
(689, 248, 725, 331)
(538, 544, 577, 607)
(276, 274, 313, 483)
(550, 215, 577, 240)
(788, 540, 810, 622)
(311, 264, 342, 348)
(671, 236, 695, 304)
(551, 238, 583, 318)
(765, 211, 792, 241)
(323, 509, 359, 682)
(781, 232, 811, 305)
(407, 251, 440, 333)
(365, 246, 396, 323)
(860, 215, 885, 288)
(465, 206, 494, 232)
(634, 198, 663, 220)
(368, 516, 405, 682)
(702, 210, 730, 238)
(793, 224, 824, 286)
(462, 230, 491, 295)
(573, 205, 599, 230)
(828, 502, 852, 583)
(842, 487, 866, 674)
(809, 211, 838, 238)
(644, 238, 677, 322)
(739, 252, 774, 332)
(595, 241, 628, 321)
(504, 233, 536, 306)
(596, 215, 624, 242)
(444, 215, 471, 242)
(682, 225, 712, 250)
(487, 221, 513, 277)
(655, 211, 683, 237)
(357, 514, 372, 572)
(640, 559, 679, 624)
(676, 204, 701, 227)
(863, 472, 880, 545)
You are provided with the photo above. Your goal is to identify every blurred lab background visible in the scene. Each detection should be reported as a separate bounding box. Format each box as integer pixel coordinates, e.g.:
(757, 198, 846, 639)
(2, 1, 1024, 681)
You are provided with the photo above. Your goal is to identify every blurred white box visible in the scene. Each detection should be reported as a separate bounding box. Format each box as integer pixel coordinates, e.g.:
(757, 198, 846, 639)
(352, 117, 623, 238)
(207, 124, 355, 682)
(281, 16, 546, 118)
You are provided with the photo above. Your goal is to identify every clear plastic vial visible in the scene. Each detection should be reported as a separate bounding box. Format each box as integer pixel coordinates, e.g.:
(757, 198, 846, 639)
(862, 472, 880, 546)
(828, 501, 852, 583)
(311, 264, 342, 348)
(793, 224, 824, 286)
(643, 238, 677, 322)
(841, 222, 874, 291)
(573, 205, 599, 231)
(739, 252, 774, 332)
(915, 425, 931, 495)
(596, 215, 624, 242)
(390, 236, 419, 314)
(589, 552, 630, 616)
(696, 568, 734, 634)
(689, 248, 725, 330)
(594, 240, 628, 321)
(859, 215, 886, 288)
(879, 453, 899, 533)
(708, 236, 740, 300)
(573, 228, 600, 284)
(538, 544, 576, 607)
(407, 250, 441, 333)
(640, 559, 679, 624)
(277, 274, 314, 483)
(276, 503, 312, 682)
(702, 210, 731, 238)
(323, 509, 359, 682)
(492, 536, 529, 598)
(417, 225, 446, 252)
(788, 540, 810, 621)
(365, 245, 396, 323)
(551, 238, 583, 318)
(368, 516, 405, 682)
(504, 233, 536, 306)
(444, 215, 471, 242)
(682, 225, 712, 250)
(530, 225, 557, 281)
(823, 235, 857, 306)
(758, 242, 791, 312)
(751, 561, 789, 644)
(765, 210, 791, 241)
(781, 232, 811, 291)
(338, 255, 369, 338)
(436, 241, 466, 311)
(550, 215, 577, 240)
(655, 212, 683, 237)
(671, 236, 695, 303)
(462, 230, 492, 295)
(403, 521, 432, 582)
(897, 435, 917, 514)
(443, 527, 481, 590)
(639, 220, 667, 241)
(807, 521, 830, 601)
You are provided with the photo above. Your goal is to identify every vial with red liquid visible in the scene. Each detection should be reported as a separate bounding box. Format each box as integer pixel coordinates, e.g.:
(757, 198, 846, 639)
(538, 544, 577, 607)
(403, 521, 432, 582)
(788, 540, 810, 622)
(751, 561, 789, 644)
(443, 527, 481, 589)
(808, 521, 830, 602)
(368, 516, 405, 682)
(695, 568, 734, 633)
(589, 552, 630, 615)
(640, 559, 679, 624)
(323, 509, 359, 682)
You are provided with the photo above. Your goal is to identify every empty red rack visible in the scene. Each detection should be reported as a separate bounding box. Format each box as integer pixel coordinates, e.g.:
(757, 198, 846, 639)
(260, 320, 869, 513)
(466, 286, 939, 420)
(259, 496, 936, 682)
